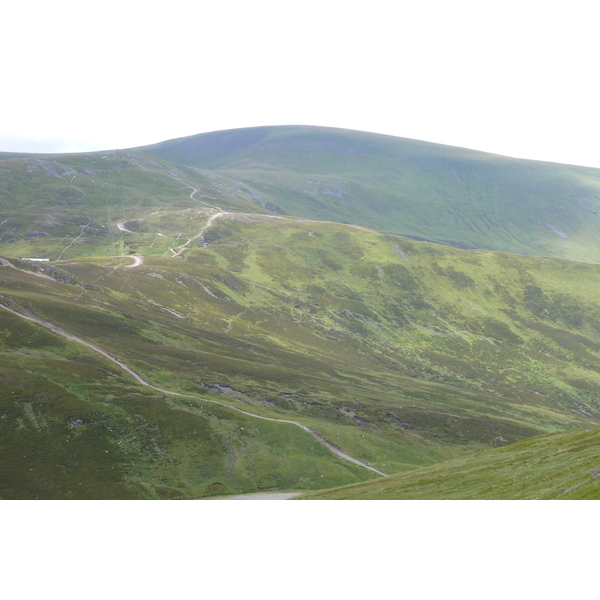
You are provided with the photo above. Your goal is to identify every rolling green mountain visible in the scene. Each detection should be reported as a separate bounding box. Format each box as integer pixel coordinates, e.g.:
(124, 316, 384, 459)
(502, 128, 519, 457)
(135, 125, 600, 264)
(1, 126, 600, 499)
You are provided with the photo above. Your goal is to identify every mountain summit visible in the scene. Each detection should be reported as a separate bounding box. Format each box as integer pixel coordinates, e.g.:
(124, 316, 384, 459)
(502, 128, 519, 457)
(134, 125, 600, 264)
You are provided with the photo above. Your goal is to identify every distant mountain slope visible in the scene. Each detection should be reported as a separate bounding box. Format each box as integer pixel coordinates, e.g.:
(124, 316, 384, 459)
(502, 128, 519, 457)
(0, 151, 275, 261)
(135, 126, 600, 264)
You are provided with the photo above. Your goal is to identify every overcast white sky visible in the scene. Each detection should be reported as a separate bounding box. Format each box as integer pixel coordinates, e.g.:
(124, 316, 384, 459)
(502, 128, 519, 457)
(2, 0, 599, 168)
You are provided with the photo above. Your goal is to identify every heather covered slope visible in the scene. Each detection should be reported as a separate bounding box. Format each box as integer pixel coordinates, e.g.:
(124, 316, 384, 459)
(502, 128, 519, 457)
(2, 212, 600, 498)
(136, 125, 600, 264)
(3, 127, 600, 499)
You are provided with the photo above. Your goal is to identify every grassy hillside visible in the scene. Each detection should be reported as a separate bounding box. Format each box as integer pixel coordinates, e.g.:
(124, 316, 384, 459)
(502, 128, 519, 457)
(2, 211, 600, 497)
(5, 126, 600, 265)
(0, 150, 273, 261)
(297, 426, 600, 499)
(3, 127, 600, 499)
(136, 125, 600, 264)
(0, 329, 374, 500)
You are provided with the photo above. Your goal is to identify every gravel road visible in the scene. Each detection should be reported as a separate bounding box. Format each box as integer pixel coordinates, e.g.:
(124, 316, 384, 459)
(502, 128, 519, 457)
(205, 492, 302, 500)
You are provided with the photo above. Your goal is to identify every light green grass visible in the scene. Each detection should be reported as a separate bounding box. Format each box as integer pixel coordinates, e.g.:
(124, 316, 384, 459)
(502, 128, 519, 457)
(296, 426, 600, 499)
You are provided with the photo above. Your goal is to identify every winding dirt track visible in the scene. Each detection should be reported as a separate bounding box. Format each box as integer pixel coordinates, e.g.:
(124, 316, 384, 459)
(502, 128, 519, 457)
(169, 210, 228, 257)
(125, 255, 143, 268)
(116, 158, 375, 264)
(56, 217, 92, 260)
(0, 299, 387, 478)
(206, 492, 302, 500)
(116, 221, 135, 234)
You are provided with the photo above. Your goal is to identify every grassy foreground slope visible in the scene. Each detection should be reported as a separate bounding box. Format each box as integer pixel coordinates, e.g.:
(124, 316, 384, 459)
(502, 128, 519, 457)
(297, 426, 600, 499)
(135, 125, 600, 264)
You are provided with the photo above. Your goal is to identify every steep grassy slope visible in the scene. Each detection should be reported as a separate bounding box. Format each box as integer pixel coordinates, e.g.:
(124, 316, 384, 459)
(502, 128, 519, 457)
(297, 426, 600, 499)
(136, 125, 600, 264)
(2, 210, 600, 497)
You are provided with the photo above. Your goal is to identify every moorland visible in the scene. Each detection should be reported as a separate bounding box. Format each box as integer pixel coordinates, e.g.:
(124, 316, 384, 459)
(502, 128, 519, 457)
(1, 125, 599, 499)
